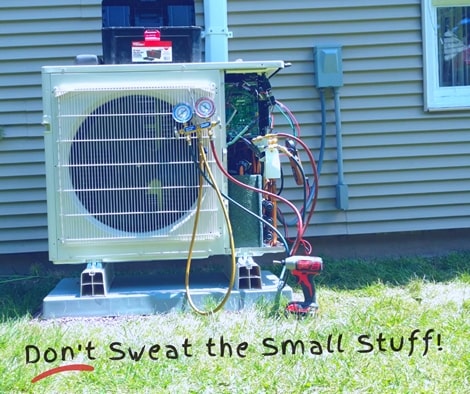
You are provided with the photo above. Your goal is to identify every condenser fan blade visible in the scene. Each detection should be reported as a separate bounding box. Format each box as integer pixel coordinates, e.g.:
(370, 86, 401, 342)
(69, 95, 199, 233)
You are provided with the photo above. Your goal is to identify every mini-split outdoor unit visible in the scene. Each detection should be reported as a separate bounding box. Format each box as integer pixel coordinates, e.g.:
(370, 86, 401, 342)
(42, 61, 284, 265)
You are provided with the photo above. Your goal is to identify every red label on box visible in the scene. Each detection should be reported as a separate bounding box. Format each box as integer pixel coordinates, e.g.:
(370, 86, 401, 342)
(144, 30, 161, 41)
(131, 30, 173, 62)
(132, 40, 172, 48)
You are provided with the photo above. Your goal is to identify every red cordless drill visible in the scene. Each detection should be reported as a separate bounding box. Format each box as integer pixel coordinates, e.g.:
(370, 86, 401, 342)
(274, 256, 323, 316)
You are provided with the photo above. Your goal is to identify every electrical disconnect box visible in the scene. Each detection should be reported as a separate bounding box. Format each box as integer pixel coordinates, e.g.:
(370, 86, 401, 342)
(313, 45, 343, 88)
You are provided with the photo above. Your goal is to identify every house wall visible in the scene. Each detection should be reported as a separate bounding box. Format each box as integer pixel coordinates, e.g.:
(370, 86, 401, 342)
(0, 0, 469, 254)
(0, 1, 101, 254)
(226, 0, 470, 239)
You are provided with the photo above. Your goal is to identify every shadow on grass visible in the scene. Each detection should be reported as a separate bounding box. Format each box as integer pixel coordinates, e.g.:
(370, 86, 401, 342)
(0, 260, 83, 320)
(315, 251, 470, 290)
(0, 276, 58, 319)
(1, 252, 469, 320)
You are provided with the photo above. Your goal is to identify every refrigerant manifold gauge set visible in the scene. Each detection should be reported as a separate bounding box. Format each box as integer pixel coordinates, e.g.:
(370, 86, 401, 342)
(172, 97, 216, 123)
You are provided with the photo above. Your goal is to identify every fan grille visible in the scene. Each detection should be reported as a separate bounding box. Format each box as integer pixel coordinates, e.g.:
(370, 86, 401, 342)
(55, 85, 219, 241)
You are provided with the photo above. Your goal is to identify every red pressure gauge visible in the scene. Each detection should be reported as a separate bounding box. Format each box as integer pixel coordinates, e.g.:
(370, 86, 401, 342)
(194, 97, 216, 119)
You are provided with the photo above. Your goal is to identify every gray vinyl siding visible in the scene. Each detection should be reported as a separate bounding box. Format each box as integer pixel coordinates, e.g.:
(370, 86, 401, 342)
(227, 0, 470, 237)
(0, 1, 102, 254)
(0, 0, 469, 254)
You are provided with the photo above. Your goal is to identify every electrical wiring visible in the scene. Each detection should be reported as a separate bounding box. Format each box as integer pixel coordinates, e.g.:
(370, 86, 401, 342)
(184, 135, 236, 315)
(276, 169, 313, 228)
(184, 79, 319, 313)
(228, 129, 315, 255)
(274, 102, 294, 133)
(277, 132, 319, 234)
(255, 131, 319, 256)
(276, 145, 308, 223)
(209, 136, 305, 256)
(266, 133, 318, 222)
(187, 144, 291, 255)
(277, 207, 313, 255)
(275, 166, 284, 196)
(0, 275, 40, 284)
(226, 118, 258, 147)
(235, 136, 263, 175)
(225, 106, 237, 127)
(268, 101, 319, 229)
(275, 100, 301, 137)
(264, 179, 278, 245)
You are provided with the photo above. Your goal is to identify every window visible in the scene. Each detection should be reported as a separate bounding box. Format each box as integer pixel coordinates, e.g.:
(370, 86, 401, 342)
(422, 0, 470, 110)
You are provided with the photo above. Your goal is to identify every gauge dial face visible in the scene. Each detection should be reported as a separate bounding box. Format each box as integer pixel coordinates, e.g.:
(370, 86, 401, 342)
(195, 97, 216, 119)
(172, 103, 193, 123)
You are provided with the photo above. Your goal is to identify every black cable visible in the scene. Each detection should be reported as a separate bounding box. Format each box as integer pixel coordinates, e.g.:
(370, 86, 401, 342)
(277, 166, 284, 196)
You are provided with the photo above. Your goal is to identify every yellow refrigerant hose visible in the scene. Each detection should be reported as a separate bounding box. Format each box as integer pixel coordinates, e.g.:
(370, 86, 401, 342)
(184, 134, 236, 315)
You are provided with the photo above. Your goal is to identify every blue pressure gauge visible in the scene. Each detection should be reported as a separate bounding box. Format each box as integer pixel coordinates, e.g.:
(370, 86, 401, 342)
(172, 103, 193, 123)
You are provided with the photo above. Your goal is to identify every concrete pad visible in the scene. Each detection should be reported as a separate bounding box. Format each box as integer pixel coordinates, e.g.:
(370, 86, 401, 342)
(42, 271, 292, 318)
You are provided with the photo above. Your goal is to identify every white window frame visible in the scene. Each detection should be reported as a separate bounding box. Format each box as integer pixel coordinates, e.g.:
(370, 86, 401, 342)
(422, 0, 470, 111)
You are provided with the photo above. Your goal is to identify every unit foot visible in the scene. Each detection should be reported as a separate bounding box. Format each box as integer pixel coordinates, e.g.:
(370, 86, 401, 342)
(80, 261, 114, 297)
(226, 254, 262, 290)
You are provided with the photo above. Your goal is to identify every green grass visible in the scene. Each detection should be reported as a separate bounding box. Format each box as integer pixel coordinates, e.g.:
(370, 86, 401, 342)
(1, 252, 469, 393)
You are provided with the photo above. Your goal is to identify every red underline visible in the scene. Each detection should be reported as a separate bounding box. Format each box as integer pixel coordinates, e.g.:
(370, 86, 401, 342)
(31, 364, 94, 383)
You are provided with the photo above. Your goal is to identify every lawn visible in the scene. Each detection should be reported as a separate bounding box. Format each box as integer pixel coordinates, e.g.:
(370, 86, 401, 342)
(1, 252, 469, 393)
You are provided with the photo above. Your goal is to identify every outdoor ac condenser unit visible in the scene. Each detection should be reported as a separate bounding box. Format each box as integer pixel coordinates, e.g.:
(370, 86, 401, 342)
(42, 61, 283, 265)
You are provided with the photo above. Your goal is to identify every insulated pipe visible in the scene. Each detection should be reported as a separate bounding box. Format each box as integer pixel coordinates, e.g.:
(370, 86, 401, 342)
(203, 0, 230, 62)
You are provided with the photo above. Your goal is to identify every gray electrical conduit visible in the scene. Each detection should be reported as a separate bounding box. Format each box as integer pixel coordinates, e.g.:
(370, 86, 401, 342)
(333, 87, 349, 210)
